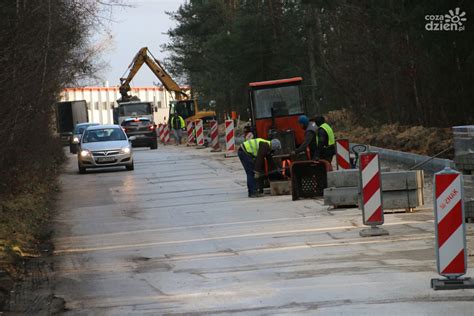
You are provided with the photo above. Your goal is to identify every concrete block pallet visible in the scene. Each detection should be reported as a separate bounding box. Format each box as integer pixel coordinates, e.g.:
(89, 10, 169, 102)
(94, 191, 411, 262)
(324, 170, 424, 211)
(463, 175, 474, 199)
(324, 187, 358, 206)
(327, 170, 423, 191)
(464, 175, 474, 221)
(453, 125, 474, 174)
(324, 187, 423, 210)
(465, 199, 474, 222)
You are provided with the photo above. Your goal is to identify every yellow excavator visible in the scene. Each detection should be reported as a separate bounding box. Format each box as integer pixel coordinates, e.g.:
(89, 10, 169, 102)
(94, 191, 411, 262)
(118, 47, 216, 123)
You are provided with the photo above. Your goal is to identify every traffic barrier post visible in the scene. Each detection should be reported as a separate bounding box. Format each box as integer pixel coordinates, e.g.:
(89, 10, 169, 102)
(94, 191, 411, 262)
(359, 152, 389, 237)
(336, 139, 351, 170)
(431, 167, 474, 290)
(163, 124, 170, 144)
(186, 121, 195, 146)
(195, 119, 205, 148)
(210, 120, 221, 152)
(225, 119, 236, 157)
(158, 124, 164, 144)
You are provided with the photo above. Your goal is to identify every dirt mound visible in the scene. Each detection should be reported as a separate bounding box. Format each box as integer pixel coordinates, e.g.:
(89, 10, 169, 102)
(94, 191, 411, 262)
(326, 109, 454, 158)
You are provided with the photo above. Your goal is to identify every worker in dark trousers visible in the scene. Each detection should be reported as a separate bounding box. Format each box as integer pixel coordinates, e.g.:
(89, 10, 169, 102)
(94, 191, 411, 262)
(292, 115, 317, 159)
(170, 112, 185, 145)
(238, 138, 282, 198)
(314, 116, 335, 162)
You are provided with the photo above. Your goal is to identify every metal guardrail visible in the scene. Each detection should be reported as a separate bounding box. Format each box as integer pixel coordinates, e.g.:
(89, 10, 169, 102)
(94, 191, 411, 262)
(363, 144, 454, 173)
(213, 136, 454, 173)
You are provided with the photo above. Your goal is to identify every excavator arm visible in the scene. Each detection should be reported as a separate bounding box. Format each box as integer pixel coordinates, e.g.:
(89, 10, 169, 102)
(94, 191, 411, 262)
(119, 47, 188, 102)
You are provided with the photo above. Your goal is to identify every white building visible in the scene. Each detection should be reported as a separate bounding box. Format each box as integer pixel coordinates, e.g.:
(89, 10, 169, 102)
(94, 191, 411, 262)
(60, 86, 188, 124)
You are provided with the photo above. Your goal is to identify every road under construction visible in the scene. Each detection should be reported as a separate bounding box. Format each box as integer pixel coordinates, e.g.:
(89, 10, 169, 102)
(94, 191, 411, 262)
(49, 145, 474, 314)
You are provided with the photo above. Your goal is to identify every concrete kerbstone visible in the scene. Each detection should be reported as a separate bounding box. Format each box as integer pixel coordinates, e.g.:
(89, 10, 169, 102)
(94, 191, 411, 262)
(323, 187, 358, 206)
(327, 170, 424, 191)
(323, 187, 424, 210)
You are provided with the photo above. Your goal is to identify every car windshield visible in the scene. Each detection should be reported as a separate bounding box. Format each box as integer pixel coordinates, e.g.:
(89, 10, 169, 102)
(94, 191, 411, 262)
(253, 85, 303, 119)
(121, 119, 151, 127)
(82, 128, 126, 143)
(119, 103, 152, 116)
(74, 124, 97, 134)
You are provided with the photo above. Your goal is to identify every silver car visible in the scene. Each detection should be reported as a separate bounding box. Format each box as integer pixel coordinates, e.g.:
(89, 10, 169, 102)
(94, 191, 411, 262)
(77, 125, 134, 174)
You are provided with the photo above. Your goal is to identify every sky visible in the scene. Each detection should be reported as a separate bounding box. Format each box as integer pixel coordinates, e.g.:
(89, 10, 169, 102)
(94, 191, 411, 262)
(98, 0, 185, 87)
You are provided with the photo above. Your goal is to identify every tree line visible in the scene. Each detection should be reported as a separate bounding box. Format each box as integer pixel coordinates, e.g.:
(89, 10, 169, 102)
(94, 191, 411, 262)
(0, 0, 115, 255)
(165, 0, 473, 127)
(0, 0, 111, 197)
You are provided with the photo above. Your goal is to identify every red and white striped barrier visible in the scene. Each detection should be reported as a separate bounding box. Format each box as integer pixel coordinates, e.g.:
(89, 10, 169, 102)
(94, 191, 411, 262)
(163, 124, 170, 144)
(158, 124, 164, 143)
(336, 139, 351, 169)
(186, 120, 195, 146)
(210, 120, 221, 152)
(434, 169, 466, 277)
(195, 119, 204, 146)
(359, 152, 387, 237)
(431, 168, 474, 290)
(225, 119, 236, 157)
(360, 152, 383, 225)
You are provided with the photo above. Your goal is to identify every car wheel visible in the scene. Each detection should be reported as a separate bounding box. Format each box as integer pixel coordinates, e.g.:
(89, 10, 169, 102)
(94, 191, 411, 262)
(150, 140, 158, 150)
(126, 162, 134, 171)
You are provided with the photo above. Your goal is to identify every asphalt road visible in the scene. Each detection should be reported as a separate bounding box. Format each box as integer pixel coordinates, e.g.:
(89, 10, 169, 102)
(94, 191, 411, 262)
(52, 145, 474, 315)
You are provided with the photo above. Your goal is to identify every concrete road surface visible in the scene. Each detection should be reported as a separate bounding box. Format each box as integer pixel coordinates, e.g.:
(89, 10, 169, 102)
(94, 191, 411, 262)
(53, 146, 474, 315)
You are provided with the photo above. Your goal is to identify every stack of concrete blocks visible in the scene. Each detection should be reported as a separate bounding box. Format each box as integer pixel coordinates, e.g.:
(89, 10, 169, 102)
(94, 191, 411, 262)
(324, 169, 424, 211)
(464, 176, 474, 220)
(453, 125, 474, 220)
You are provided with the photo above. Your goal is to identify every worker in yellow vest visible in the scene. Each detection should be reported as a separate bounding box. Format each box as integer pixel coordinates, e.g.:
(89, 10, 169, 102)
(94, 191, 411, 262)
(238, 138, 282, 198)
(314, 116, 335, 162)
(170, 112, 185, 145)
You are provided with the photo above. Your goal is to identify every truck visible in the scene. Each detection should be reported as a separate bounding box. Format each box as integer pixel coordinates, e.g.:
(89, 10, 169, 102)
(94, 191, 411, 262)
(118, 47, 216, 124)
(113, 101, 154, 125)
(55, 100, 88, 145)
(248, 77, 306, 154)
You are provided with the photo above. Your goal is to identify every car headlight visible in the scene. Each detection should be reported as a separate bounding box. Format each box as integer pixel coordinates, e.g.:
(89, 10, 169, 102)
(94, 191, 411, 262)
(73, 137, 79, 143)
(80, 150, 91, 157)
(121, 147, 131, 154)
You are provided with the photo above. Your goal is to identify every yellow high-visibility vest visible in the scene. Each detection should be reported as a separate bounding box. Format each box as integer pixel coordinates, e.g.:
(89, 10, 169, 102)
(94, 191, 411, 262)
(242, 138, 271, 157)
(171, 116, 185, 129)
(316, 123, 335, 147)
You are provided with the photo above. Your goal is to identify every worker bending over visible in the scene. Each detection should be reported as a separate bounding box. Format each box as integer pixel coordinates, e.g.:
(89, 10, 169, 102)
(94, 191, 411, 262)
(238, 138, 282, 198)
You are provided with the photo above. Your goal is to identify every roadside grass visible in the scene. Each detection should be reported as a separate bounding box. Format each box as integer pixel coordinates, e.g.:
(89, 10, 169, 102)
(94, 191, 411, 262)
(0, 139, 64, 310)
(0, 175, 59, 261)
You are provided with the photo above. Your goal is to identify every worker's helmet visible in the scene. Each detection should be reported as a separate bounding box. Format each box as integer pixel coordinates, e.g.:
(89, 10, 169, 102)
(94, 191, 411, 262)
(270, 138, 282, 153)
(298, 115, 309, 127)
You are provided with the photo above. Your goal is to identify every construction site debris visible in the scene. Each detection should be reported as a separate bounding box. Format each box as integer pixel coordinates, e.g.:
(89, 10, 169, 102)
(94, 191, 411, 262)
(326, 110, 454, 158)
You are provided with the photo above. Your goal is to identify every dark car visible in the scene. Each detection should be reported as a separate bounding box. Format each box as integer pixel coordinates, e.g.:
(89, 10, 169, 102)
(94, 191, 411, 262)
(70, 122, 100, 154)
(121, 117, 158, 149)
